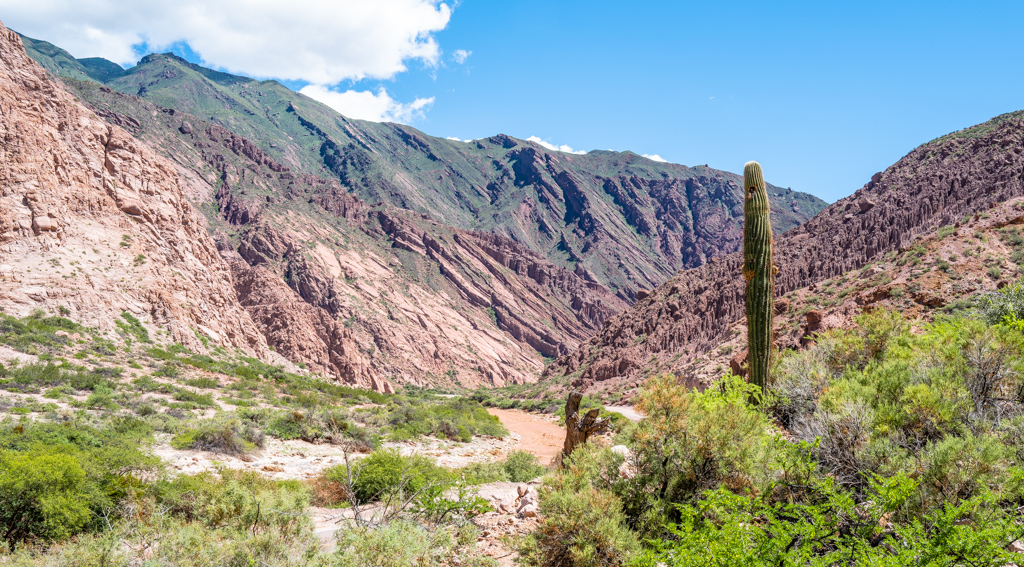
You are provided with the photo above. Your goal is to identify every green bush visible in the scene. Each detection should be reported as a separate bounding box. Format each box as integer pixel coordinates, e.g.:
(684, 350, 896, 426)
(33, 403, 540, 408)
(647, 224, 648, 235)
(0, 362, 118, 394)
(156, 468, 310, 535)
(817, 308, 910, 371)
(518, 446, 639, 567)
(6, 469, 320, 566)
(369, 398, 507, 442)
(0, 312, 85, 354)
(631, 482, 1020, 567)
(259, 408, 376, 449)
(503, 450, 546, 482)
(170, 418, 265, 454)
(0, 420, 156, 543)
(334, 520, 495, 567)
(456, 450, 547, 485)
(621, 373, 776, 535)
(458, 460, 508, 484)
(768, 348, 829, 428)
(115, 312, 150, 344)
(183, 376, 220, 389)
(331, 449, 452, 505)
(0, 449, 95, 542)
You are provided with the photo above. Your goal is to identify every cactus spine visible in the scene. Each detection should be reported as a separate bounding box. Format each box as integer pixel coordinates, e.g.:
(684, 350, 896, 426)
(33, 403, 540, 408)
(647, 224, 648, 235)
(743, 161, 775, 395)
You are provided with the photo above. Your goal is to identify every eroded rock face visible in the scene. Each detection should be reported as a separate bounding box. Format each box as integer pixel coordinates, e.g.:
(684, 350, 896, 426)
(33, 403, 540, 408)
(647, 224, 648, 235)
(231, 206, 627, 388)
(43, 77, 625, 390)
(0, 21, 266, 353)
(226, 255, 390, 393)
(549, 111, 1024, 392)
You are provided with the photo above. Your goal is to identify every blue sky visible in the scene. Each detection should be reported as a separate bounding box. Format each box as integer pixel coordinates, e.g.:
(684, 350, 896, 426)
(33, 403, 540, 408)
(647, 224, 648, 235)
(5, 1, 1024, 203)
(396, 1, 1024, 202)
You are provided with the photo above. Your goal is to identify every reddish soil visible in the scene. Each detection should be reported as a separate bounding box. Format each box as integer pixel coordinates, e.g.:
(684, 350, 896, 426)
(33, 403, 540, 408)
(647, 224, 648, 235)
(488, 408, 565, 465)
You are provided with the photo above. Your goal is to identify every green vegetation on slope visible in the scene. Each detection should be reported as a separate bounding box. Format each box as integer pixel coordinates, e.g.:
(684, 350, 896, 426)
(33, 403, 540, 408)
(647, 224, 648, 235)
(0, 307, 517, 564)
(521, 297, 1024, 566)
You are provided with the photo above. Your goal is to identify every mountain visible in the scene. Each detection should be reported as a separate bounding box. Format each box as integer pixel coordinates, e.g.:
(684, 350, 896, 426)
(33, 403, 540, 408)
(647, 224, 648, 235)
(0, 23, 273, 364)
(18, 34, 826, 297)
(547, 110, 1024, 396)
(14, 32, 827, 390)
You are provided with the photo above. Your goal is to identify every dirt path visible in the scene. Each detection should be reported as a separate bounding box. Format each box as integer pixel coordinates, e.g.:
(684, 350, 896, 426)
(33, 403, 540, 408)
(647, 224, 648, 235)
(487, 408, 565, 465)
(604, 405, 644, 422)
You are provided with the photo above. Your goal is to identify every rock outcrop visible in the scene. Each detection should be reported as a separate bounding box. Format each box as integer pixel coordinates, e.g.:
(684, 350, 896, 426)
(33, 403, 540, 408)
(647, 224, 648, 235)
(226, 254, 390, 392)
(675, 197, 1024, 387)
(0, 21, 267, 354)
(5, 62, 629, 389)
(549, 111, 1024, 393)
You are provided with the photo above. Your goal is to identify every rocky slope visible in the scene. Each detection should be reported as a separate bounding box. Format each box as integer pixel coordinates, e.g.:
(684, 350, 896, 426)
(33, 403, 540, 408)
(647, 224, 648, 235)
(0, 21, 268, 357)
(654, 197, 1024, 394)
(548, 110, 1024, 394)
(12, 32, 829, 389)
(19, 34, 826, 299)
(24, 75, 624, 388)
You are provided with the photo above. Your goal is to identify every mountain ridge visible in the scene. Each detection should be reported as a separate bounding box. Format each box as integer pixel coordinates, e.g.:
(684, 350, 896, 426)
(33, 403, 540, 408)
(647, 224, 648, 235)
(18, 32, 826, 297)
(14, 30, 828, 390)
(547, 108, 1024, 394)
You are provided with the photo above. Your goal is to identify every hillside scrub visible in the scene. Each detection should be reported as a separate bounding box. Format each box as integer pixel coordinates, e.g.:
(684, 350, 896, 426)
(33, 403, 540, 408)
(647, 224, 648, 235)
(526, 302, 1024, 566)
(1, 463, 323, 566)
(518, 446, 640, 567)
(0, 309, 516, 562)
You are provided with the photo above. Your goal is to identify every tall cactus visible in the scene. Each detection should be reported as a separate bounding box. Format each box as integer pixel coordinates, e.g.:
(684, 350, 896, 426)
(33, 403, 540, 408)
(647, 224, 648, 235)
(743, 161, 776, 395)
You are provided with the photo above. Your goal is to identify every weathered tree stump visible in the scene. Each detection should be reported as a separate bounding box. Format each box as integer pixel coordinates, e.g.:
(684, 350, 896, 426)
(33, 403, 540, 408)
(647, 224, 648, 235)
(558, 392, 610, 467)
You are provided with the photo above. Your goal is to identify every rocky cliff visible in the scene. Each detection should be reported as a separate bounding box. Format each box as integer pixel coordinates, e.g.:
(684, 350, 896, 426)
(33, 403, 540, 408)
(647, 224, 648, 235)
(548, 111, 1024, 393)
(22, 74, 624, 388)
(0, 21, 264, 354)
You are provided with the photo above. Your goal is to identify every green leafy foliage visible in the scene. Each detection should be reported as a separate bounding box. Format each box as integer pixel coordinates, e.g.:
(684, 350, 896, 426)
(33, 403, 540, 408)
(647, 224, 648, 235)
(621, 373, 775, 536)
(458, 450, 548, 484)
(518, 446, 640, 567)
(503, 450, 546, 482)
(115, 312, 150, 343)
(0, 420, 156, 543)
(632, 483, 1021, 566)
(334, 520, 495, 567)
(0, 311, 86, 354)
(364, 397, 507, 442)
(328, 449, 452, 505)
(170, 418, 265, 454)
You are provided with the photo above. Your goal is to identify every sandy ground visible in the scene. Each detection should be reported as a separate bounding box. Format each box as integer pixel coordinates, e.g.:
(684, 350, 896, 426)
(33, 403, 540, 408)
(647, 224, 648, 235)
(487, 407, 566, 466)
(306, 409, 565, 562)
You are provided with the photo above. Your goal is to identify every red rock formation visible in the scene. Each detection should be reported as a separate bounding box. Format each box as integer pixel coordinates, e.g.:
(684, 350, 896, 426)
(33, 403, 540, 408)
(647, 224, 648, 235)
(0, 20, 266, 353)
(227, 255, 389, 392)
(549, 111, 1024, 392)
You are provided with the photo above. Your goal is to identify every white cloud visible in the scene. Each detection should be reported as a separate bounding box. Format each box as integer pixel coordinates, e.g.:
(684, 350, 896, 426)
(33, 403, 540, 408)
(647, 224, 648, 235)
(642, 154, 668, 163)
(452, 49, 471, 64)
(300, 85, 433, 124)
(1, 0, 452, 84)
(446, 136, 470, 142)
(526, 136, 586, 155)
